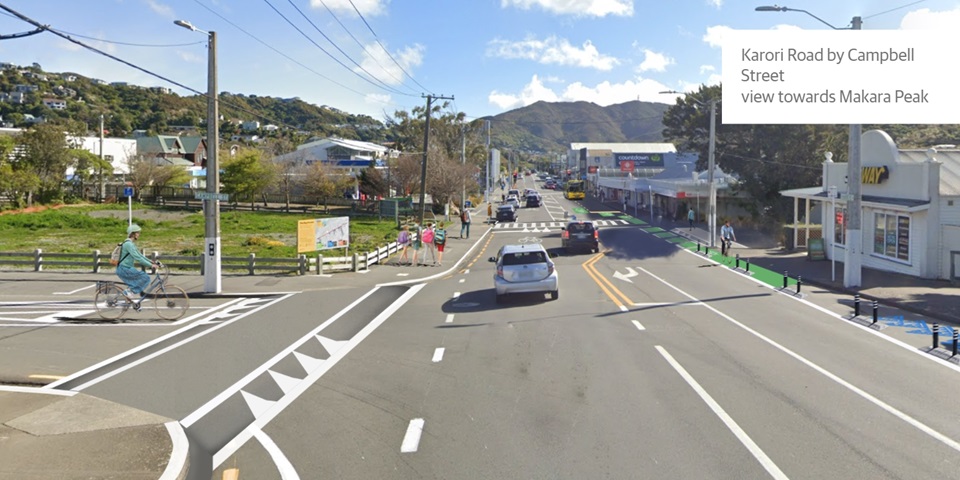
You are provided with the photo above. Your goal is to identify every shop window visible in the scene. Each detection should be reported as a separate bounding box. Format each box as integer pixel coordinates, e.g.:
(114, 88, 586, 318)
(873, 212, 909, 262)
(834, 206, 847, 245)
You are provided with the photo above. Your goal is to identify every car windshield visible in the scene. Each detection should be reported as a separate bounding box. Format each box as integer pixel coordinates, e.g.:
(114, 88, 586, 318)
(567, 223, 594, 233)
(502, 251, 546, 265)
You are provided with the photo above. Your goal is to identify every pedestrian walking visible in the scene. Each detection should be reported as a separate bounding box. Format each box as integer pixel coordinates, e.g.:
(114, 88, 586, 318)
(411, 223, 423, 265)
(460, 208, 472, 239)
(688, 208, 695, 230)
(396, 225, 411, 265)
(434, 221, 447, 266)
(487, 202, 493, 222)
(421, 222, 437, 266)
(720, 220, 736, 256)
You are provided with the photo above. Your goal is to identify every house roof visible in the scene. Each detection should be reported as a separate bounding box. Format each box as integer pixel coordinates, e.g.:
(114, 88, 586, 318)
(296, 137, 389, 154)
(179, 136, 205, 153)
(569, 142, 677, 153)
(137, 135, 185, 155)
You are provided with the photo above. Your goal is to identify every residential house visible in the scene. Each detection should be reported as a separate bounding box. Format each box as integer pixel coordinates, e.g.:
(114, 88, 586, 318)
(66, 136, 138, 177)
(0, 92, 26, 104)
(110, 82, 128, 87)
(22, 114, 43, 124)
(178, 136, 207, 167)
(64, 74, 77, 82)
(241, 120, 260, 131)
(53, 85, 76, 97)
(263, 124, 279, 132)
(42, 98, 67, 110)
(135, 135, 193, 167)
(150, 86, 172, 94)
(14, 84, 38, 93)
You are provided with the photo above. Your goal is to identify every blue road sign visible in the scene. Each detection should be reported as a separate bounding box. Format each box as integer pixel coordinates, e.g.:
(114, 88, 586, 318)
(465, 200, 472, 208)
(123, 187, 133, 197)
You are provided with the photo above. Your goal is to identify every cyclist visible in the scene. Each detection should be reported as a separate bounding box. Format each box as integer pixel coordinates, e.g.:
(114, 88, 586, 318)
(720, 220, 736, 256)
(116, 223, 158, 299)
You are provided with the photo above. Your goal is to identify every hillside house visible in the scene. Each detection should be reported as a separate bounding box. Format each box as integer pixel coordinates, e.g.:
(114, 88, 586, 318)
(42, 98, 67, 110)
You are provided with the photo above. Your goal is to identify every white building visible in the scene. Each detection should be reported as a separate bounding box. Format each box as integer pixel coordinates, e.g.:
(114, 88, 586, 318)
(42, 98, 67, 110)
(272, 137, 397, 174)
(781, 129, 960, 281)
(67, 136, 138, 176)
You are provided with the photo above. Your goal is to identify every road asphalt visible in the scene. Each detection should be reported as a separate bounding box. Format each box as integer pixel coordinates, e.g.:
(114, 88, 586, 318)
(2, 198, 958, 480)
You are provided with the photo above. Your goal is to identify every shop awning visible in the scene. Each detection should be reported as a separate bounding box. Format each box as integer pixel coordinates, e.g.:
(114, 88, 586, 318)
(780, 186, 930, 212)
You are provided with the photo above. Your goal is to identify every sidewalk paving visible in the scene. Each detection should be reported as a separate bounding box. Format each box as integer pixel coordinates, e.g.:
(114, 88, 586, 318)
(584, 195, 960, 325)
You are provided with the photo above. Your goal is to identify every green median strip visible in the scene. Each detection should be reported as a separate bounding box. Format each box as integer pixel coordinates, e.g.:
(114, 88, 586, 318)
(643, 227, 666, 233)
(654, 232, 675, 238)
(598, 212, 616, 217)
(682, 244, 797, 287)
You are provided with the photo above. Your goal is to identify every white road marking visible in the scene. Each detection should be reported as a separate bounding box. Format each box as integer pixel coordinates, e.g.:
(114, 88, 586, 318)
(68, 296, 292, 392)
(432, 348, 445, 363)
(268, 370, 302, 395)
(397, 273, 410, 276)
(43, 298, 247, 389)
(639, 265, 960, 455)
(53, 284, 96, 295)
(211, 284, 425, 468)
(0, 385, 76, 396)
(159, 421, 189, 480)
(632, 320, 645, 331)
(464, 269, 470, 274)
(445, 314, 454, 324)
(401, 418, 426, 453)
(241, 390, 276, 418)
(253, 427, 300, 480)
(459, 279, 465, 283)
(453, 292, 461, 300)
(656, 346, 788, 480)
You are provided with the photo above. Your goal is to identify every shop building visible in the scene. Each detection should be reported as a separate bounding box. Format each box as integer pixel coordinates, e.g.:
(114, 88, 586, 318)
(780, 129, 960, 281)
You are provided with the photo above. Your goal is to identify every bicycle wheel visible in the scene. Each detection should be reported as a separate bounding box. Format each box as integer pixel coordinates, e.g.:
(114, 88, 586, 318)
(95, 283, 129, 320)
(153, 285, 189, 320)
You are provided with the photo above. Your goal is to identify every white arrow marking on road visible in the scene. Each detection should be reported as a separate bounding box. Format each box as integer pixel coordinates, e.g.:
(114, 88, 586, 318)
(401, 418, 425, 453)
(241, 390, 276, 419)
(612, 267, 639, 283)
(267, 370, 302, 395)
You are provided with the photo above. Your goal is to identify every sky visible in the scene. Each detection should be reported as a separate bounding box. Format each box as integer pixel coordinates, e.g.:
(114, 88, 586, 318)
(1, 0, 959, 126)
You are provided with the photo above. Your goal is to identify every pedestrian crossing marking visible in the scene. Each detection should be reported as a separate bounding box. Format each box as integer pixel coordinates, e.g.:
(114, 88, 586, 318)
(493, 219, 629, 230)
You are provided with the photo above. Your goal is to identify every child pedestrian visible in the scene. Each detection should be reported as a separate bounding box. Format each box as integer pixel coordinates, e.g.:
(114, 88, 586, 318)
(434, 221, 447, 266)
(396, 225, 411, 265)
(421, 222, 437, 266)
(411, 223, 423, 266)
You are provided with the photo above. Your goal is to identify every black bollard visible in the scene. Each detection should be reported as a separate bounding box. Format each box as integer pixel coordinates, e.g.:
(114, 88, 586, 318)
(933, 323, 940, 349)
(745, 258, 750, 273)
(953, 328, 959, 357)
(783, 271, 788, 289)
(735, 254, 740, 269)
(854, 294, 860, 317)
(796, 276, 802, 295)
(872, 301, 878, 325)
(705, 245, 709, 255)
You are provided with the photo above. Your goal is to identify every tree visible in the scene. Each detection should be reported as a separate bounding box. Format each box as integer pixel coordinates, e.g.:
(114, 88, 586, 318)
(301, 162, 352, 212)
(126, 154, 159, 202)
(358, 164, 387, 199)
(0, 136, 40, 208)
(220, 147, 277, 207)
(66, 148, 111, 200)
(15, 123, 74, 203)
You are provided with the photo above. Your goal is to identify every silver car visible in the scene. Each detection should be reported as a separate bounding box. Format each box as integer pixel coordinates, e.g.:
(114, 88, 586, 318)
(489, 243, 559, 303)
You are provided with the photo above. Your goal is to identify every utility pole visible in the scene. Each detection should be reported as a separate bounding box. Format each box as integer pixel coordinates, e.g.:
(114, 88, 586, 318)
(99, 114, 105, 202)
(417, 94, 454, 227)
(485, 120, 491, 204)
(461, 122, 466, 214)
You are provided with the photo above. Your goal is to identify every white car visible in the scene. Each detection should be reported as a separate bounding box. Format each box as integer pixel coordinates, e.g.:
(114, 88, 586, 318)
(489, 243, 559, 303)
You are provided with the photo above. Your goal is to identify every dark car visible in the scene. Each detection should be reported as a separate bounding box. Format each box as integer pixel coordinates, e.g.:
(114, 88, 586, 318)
(525, 194, 541, 208)
(496, 205, 518, 222)
(544, 179, 557, 190)
(561, 221, 599, 253)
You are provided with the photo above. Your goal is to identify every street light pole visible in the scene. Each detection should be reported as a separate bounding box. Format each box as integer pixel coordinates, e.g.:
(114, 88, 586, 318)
(755, 5, 862, 287)
(176, 19, 221, 293)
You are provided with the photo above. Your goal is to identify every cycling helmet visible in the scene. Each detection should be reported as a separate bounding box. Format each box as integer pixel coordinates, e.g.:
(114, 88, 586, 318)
(127, 224, 142, 235)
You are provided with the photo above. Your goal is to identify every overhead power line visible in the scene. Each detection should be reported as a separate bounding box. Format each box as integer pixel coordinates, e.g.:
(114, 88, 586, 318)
(261, 0, 413, 97)
(48, 28, 204, 47)
(347, 0, 432, 94)
(0, 26, 43, 39)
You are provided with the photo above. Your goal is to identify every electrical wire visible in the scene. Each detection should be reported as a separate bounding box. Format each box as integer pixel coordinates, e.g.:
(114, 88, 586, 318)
(863, 0, 929, 20)
(47, 28, 204, 47)
(283, 0, 414, 96)
(261, 0, 412, 97)
(347, 0, 432, 94)
(189, 0, 373, 99)
(312, 0, 415, 93)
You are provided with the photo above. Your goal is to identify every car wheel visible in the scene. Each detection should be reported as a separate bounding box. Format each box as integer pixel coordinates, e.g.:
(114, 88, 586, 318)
(550, 290, 559, 300)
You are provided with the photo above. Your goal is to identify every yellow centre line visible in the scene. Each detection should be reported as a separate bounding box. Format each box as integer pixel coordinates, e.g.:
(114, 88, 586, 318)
(582, 251, 635, 310)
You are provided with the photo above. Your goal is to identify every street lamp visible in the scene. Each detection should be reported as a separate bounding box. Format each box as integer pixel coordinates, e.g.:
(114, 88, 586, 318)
(755, 5, 862, 287)
(661, 90, 719, 247)
(175, 19, 221, 293)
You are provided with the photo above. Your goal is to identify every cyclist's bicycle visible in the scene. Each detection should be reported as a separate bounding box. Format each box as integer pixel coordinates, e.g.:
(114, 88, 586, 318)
(95, 263, 190, 321)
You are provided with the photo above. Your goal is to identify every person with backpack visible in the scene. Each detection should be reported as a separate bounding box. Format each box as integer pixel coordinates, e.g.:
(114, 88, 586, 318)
(421, 222, 437, 266)
(460, 207, 471, 239)
(434, 221, 447, 266)
(411, 223, 423, 266)
(396, 225, 411, 265)
(115, 224, 157, 299)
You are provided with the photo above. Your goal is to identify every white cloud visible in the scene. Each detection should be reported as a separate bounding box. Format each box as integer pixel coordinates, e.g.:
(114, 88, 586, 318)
(699, 65, 715, 75)
(501, 0, 633, 17)
(900, 7, 960, 29)
(313, 0, 389, 16)
(706, 0, 722, 8)
(357, 42, 424, 86)
(636, 49, 674, 73)
(177, 51, 204, 63)
(58, 33, 117, 54)
(143, 0, 174, 18)
(488, 73, 673, 111)
(702, 25, 733, 48)
(365, 93, 392, 107)
(488, 36, 620, 70)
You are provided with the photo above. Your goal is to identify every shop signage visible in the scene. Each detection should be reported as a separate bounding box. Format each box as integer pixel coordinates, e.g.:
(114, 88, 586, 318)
(620, 160, 635, 172)
(861, 165, 890, 184)
(614, 153, 664, 168)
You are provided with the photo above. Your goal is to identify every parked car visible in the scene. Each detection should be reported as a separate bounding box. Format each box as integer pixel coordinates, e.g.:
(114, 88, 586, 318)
(561, 220, 599, 253)
(489, 243, 559, 303)
(496, 204, 518, 222)
(525, 194, 541, 208)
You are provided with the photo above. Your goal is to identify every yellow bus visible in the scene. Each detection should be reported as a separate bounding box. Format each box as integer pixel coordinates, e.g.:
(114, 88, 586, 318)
(564, 180, 585, 200)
